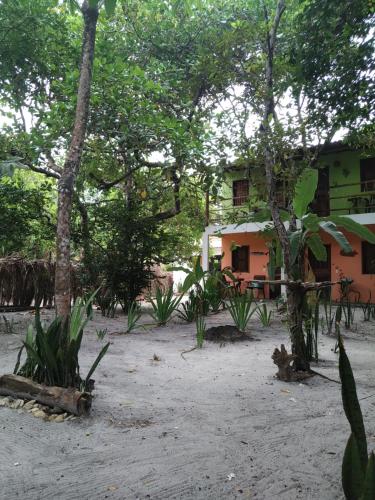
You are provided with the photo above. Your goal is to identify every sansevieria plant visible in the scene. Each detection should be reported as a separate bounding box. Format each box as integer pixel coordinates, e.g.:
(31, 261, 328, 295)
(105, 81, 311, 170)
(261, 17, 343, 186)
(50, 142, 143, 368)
(339, 336, 375, 499)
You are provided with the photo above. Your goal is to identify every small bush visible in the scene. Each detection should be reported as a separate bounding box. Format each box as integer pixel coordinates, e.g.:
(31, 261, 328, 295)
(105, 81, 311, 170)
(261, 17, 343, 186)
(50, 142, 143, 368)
(256, 303, 272, 326)
(227, 294, 256, 333)
(126, 301, 142, 333)
(196, 316, 206, 348)
(150, 287, 182, 325)
(14, 295, 109, 391)
(178, 291, 199, 322)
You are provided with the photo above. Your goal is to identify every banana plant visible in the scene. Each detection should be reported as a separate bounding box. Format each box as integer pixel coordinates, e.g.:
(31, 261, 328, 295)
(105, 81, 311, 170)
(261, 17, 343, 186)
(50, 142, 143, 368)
(289, 168, 375, 277)
(339, 336, 375, 500)
(253, 168, 375, 278)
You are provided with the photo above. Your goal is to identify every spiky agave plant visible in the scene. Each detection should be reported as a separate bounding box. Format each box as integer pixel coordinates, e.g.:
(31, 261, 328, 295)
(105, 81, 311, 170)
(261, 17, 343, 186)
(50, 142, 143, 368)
(177, 290, 199, 322)
(14, 294, 109, 392)
(150, 287, 182, 326)
(339, 336, 375, 499)
(256, 303, 272, 327)
(196, 316, 206, 348)
(227, 293, 256, 333)
(126, 301, 142, 333)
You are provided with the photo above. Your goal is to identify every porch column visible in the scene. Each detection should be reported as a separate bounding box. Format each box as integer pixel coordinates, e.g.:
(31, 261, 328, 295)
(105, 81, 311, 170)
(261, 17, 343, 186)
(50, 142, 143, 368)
(202, 230, 210, 271)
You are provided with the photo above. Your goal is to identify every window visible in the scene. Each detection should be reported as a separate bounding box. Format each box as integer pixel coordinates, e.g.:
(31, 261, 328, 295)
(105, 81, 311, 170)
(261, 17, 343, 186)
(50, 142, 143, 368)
(232, 246, 249, 272)
(362, 242, 375, 274)
(360, 157, 375, 191)
(233, 179, 249, 206)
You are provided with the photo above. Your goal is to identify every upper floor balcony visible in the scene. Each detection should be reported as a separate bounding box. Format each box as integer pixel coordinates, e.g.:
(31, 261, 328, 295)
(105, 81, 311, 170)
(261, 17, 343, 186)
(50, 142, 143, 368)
(206, 182, 375, 226)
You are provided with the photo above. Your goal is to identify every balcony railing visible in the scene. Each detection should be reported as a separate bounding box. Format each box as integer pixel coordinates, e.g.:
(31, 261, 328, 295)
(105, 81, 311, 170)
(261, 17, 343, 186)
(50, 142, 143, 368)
(206, 182, 375, 225)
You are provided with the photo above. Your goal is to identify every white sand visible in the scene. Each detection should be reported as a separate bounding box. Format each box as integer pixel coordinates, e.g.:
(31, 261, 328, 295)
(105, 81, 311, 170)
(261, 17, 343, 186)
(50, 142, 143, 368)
(0, 306, 374, 499)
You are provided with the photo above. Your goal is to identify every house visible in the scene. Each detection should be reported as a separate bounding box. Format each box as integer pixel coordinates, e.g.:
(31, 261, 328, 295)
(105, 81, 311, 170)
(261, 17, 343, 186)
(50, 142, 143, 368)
(202, 142, 375, 303)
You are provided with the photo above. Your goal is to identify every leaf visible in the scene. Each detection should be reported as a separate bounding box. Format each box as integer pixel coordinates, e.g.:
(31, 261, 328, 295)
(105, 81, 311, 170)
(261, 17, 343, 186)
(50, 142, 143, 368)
(84, 342, 110, 390)
(289, 230, 302, 265)
(293, 168, 319, 218)
(306, 233, 327, 262)
(302, 213, 320, 232)
(362, 452, 375, 500)
(104, 0, 117, 16)
(342, 434, 365, 500)
(326, 216, 375, 244)
(319, 221, 353, 254)
(339, 337, 368, 473)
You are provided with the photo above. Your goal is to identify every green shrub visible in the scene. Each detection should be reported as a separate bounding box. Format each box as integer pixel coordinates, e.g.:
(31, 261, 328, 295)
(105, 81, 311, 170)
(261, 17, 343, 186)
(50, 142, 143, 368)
(178, 290, 199, 322)
(256, 303, 272, 326)
(227, 294, 256, 333)
(196, 316, 206, 348)
(14, 295, 109, 391)
(150, 287, 182, 325)
(126, 301, 142, 333)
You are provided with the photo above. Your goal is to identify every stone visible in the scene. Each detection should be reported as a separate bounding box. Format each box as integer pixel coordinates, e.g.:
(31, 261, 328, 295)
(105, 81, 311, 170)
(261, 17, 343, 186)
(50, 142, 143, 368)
(33, 410, 47, 419)
(11, 399, 24, 409)
(23, 400, 36, 410)
(53, 415, 65, 423)
(0, 397, 12, 407)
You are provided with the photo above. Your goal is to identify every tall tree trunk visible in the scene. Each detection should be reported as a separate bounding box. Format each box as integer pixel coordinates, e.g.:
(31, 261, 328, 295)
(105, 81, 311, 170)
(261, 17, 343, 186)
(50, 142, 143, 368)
(55, 2, 99, 319)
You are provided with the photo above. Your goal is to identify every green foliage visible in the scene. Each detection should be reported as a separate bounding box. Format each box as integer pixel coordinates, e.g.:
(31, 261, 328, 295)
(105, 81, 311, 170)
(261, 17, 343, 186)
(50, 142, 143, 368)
(14, 296, 109, 391)
(178, 290, 199, 322)
(227, 293, 256, 333)
(150, 287, 182, 326)
(126, 301, 142, 333)
(293, 168, 319, 219)
(0, 176, 55, 257)
(76, 201, 178, 315)
(339, 337, 374, 499)
(196, 316, 206, 348)
(256, 303, 272, 327)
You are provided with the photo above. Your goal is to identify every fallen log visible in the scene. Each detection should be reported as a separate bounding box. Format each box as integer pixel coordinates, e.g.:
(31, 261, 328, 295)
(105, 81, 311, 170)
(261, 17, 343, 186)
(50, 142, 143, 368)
(0, 374, 92, 416)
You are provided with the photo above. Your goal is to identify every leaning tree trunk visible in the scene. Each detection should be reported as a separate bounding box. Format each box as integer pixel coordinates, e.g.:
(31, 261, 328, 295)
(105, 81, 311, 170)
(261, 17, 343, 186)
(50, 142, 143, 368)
(55, 3, 99, 319)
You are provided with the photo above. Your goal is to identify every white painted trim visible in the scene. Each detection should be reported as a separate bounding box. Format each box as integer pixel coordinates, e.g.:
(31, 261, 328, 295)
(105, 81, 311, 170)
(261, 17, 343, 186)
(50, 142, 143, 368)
(204, 213, 375, 237)
(344, 213, 375, 225)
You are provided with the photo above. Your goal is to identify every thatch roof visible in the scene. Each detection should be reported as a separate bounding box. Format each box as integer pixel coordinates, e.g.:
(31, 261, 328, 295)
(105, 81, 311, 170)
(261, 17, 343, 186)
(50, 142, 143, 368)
(0, 256, 54, 310)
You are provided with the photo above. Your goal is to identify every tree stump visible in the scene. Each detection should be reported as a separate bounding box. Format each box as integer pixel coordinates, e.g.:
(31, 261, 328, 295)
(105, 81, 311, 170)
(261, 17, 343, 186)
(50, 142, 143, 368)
(272, 344, 313, 382)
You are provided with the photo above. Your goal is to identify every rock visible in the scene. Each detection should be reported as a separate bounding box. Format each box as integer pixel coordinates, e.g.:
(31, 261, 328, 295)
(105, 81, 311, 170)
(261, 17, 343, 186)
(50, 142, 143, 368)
(23, 400, 36, 410)
(33, 410, 47, 419)
(31, 407, 40, 414)
(0, 397, 12, 407)
(53, 414, 65, 423)
(11, 399, 24, 409)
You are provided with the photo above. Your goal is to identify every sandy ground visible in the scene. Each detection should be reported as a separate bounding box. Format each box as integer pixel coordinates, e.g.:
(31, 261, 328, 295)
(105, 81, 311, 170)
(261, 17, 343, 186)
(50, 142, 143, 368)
(0, 305, 374, 500)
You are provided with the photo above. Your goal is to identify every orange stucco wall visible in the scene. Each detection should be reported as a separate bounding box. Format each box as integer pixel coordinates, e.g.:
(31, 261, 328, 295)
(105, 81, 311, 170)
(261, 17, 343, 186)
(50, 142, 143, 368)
(221, 233, 271, 296)
(320, 224, 375, 303)
(221, 224, 375, 302)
